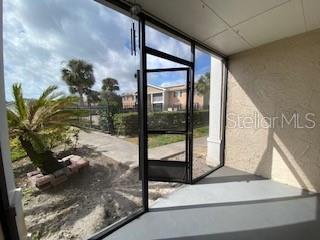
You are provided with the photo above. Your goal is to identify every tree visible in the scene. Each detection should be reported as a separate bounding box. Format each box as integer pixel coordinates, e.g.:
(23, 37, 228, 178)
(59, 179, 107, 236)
(7, 84, 82, 174)
(195, 72, 210, 96)
(101, 78, 119, 92)
(85, 88, 100, 106)
(61, 59, 95, 106)
(99, 78, 121, 133)
(195, 72, 210, 109)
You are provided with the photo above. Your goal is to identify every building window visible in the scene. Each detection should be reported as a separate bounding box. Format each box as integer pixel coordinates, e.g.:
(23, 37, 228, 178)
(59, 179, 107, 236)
(153, 103, 163, 112)
(174, 90, 182, 97)
(153, 93, 163, 102)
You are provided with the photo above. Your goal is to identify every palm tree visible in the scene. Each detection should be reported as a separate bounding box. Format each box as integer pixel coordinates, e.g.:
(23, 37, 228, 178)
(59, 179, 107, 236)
(7, 84, 82, 174)
(101, 78, 119, 92)
(61, 59, 95, 106)
(85, 88, 100, 106)
(100, 78, 120, 132)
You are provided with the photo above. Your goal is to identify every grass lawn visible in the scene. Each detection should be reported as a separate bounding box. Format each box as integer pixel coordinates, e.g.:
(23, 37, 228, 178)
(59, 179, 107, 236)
(125, 126, 209, 148)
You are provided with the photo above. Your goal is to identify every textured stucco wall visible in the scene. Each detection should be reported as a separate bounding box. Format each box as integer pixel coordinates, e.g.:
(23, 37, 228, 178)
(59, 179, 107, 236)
(225, 29, 320, 192)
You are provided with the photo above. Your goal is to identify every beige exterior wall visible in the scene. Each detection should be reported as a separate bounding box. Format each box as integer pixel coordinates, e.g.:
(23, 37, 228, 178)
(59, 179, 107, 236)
(147, 86, 163, 94)
(194, 91, 205, 109)
(167, 89, 187, 109)
(122, 94, 135, 108)
(225, 29, 320, 192)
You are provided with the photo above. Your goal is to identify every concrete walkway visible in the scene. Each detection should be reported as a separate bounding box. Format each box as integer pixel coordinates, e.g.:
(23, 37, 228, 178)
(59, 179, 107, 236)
(105, 167, 320, 240)
(78, 130, 207, 167)
(148, 137, 207, 160)
(78, 131, 139, 167)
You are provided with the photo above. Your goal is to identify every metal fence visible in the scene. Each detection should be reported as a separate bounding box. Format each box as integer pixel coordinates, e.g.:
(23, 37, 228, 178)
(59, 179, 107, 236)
(69, 103, 206, 133)
(68, 105, 138, 132)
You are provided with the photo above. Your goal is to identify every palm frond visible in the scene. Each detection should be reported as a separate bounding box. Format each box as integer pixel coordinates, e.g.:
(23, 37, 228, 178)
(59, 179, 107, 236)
(12, 83, 27, 120)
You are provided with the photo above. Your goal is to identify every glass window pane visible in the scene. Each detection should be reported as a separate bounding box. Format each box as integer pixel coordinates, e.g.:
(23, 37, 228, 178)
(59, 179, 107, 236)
(192, 47, 223, 179)
(147, 71, 187, 131)
(4, 1, 145, 238)
(146, 24, 191, 61)
(147, 54, 186, 69)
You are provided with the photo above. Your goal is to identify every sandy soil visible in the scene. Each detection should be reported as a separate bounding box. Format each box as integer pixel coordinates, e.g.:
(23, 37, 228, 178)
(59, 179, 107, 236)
(13, 145, 180, 240)
(164, 145, 215, 179)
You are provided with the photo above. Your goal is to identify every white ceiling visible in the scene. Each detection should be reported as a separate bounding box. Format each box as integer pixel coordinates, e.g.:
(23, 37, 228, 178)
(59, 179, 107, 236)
(129, 0, 320, 56)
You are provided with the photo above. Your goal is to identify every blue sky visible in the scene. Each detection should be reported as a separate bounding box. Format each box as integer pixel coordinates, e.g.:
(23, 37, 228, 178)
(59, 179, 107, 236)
(3, 0, 210, 101)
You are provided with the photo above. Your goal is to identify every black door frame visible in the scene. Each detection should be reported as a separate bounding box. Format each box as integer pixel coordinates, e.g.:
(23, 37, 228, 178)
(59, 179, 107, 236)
(146, 67, 191, 183)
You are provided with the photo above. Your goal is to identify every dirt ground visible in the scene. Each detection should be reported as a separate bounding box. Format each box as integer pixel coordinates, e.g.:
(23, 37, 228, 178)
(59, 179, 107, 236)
(13, 145, 180, 240)
(165, 144, 215, 179)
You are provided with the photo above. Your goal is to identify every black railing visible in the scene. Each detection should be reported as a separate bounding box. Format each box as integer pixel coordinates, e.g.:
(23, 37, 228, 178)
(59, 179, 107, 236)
(67, 103, 207, 133)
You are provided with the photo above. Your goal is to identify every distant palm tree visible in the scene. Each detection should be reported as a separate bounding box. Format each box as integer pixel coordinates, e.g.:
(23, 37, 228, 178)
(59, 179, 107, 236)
(61, 59, 95, 106)
(7, 84, 81, 174)
(195, 72, 210, 96)
(101, 78, 119, 92)
(100, 78, 120, 132)
(85, 88, 100, 106)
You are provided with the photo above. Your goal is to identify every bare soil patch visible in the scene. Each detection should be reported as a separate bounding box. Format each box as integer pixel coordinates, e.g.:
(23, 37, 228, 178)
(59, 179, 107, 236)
(13, 145, 179, 240)
(164, 145, 215, 179)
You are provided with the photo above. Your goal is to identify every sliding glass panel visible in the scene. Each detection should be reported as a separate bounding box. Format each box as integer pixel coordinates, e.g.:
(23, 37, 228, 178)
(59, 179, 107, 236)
(3, 1, 144, 238)
(192, 47, 223, 179)
(145, 23, 191, 61)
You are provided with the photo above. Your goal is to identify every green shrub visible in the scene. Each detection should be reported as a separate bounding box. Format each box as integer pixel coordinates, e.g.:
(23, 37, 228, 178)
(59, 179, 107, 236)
(10, 137, 26, 161)
(113, 112, 139, 136)
(113, 110, 209, 136)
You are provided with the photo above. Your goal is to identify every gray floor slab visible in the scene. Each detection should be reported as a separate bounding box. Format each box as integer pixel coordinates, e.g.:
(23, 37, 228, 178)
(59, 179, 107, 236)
(105, 167, 320, 240)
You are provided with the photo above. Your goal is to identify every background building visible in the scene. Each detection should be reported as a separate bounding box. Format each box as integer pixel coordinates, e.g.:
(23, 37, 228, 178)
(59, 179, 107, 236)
(122, 84, 208, 111)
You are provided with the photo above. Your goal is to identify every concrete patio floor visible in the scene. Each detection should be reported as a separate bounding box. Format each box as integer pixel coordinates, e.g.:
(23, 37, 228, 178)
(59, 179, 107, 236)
(105, 167, 320, 240)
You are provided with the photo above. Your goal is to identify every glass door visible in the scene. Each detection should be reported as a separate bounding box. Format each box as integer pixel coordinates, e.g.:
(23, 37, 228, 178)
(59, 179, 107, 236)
(146, 68, 192, 183)
(139, 21, 194, 183)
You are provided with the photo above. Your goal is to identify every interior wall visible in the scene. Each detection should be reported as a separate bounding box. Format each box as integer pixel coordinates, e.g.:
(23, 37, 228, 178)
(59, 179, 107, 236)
(225, 28, 320, 192)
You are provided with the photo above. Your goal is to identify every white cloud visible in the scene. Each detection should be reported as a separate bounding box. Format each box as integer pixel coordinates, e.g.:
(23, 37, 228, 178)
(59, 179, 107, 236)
(160, 79, 185, 87)
(3, 0, 138, 101)
(3, 0, 194, 101)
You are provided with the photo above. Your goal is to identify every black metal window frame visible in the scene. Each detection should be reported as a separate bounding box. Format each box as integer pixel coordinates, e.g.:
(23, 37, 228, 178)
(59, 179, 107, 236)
(89, 0, 229, 239)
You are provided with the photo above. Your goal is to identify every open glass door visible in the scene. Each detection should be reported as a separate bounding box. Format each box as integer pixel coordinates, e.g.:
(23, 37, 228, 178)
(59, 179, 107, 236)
(139, 22, 194, 184)
(139, 20, 226, 185)
(146, 68, 191, 183)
